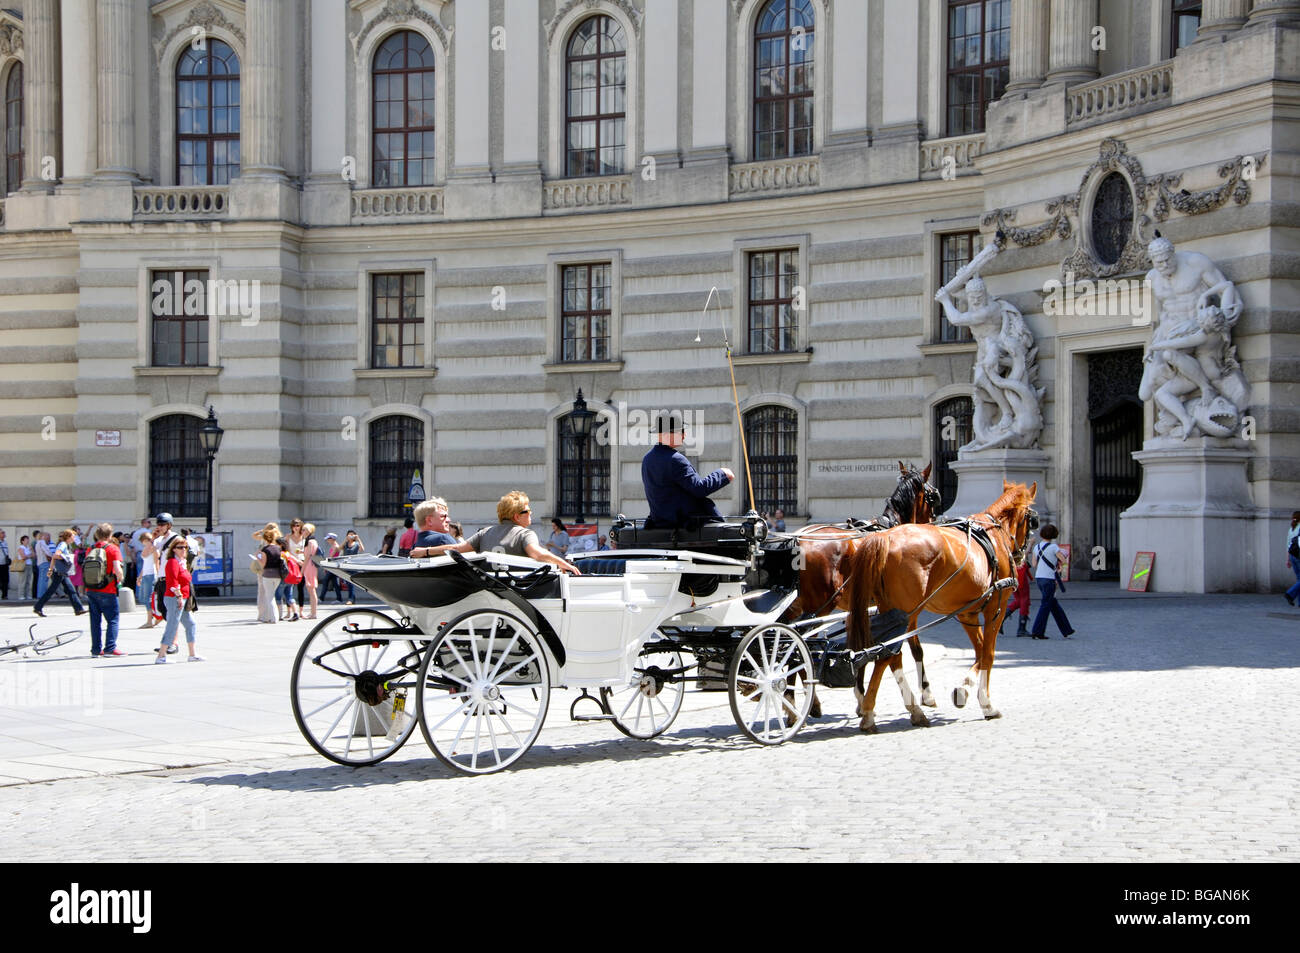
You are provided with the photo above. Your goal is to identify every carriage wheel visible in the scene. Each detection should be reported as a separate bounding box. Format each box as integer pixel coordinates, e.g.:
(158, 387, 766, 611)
(603, 644, 686, 740)
(417, 608, 550, 775)
(291, 607, 425, 767)
(727, 623, 814, 746)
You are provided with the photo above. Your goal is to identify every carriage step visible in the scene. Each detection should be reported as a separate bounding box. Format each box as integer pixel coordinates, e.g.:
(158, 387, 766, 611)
(571, 713, 617, 722)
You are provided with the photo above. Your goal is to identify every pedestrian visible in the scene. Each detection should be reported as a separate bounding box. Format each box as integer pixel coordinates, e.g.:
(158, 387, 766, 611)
(545, 518, 570, 557)
(0, 528, 10, 599)
(84, 523, 126, 657)
(33, 529, 86, 617)
(1006, 559, 1032, 637)
(773, 508, 787, 533)
(301, 522, 321, 620)
(341, 530, 364, 604)
(379, 527, 397, 555)
(69, 538, 86, 598)
(155, 536, 203, 663)
(148, 515, 180, 629)
(129, 518, 152, 594)
(136, 528, 161, 630)
(1028, 523, 1075, 640)
(35, 531, 53, 600)
(318, 533, 343, 604)
(449, 521, 465, 544)
(254, 523, 282, 623)
(277, 530, 302, 622)
(17, 534, 33, 599)
(1284, 511, 1300, 606)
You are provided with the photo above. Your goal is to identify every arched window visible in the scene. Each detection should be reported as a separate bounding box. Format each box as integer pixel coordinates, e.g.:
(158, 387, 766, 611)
(933, 396, 973, 512)
(177, 39, 240, 185)
(743, 406, 799, 514)
(149, 414, 206, 517)
(4, 62, 22, 194)
(556, 413, 610, 519)
(372, 30, 436, 188)
(565, 16, 626, 177)
(369, 416, 424, 518)
(753, 0, 815, 160)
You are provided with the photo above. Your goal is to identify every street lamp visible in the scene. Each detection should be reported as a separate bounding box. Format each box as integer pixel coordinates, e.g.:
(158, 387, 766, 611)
(570, 389, 596, 524)
(198, 406, 224, 533)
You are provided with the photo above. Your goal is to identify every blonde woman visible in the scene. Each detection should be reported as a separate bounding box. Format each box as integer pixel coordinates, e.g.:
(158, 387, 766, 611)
(419, 491, 582, 575)
(301, 522, 321, 620)
(254, 523, 282, 624)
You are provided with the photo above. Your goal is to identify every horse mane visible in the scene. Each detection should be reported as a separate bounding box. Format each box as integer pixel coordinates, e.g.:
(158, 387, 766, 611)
(980, 482, 1033, 522)
(882, 466, 926, 526)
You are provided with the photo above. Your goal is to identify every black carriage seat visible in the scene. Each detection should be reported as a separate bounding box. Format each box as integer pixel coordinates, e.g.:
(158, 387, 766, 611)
(609, 519, 756, 563)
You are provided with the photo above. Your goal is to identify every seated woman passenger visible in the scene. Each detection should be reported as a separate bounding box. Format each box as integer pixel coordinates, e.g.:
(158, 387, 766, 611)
(420, 491, 582, 576)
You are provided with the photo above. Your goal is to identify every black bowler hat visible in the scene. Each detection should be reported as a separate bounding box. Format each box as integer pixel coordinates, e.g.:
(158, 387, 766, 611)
(657, 414, 685, 434)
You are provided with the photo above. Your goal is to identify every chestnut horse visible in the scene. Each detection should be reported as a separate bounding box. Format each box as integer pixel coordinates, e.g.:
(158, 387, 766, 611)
(846, 481, 1038, 733)
(783, 463, 941, 713)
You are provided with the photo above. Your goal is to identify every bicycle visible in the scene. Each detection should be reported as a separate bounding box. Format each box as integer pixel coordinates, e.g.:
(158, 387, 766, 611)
(0, 623, 82, 659)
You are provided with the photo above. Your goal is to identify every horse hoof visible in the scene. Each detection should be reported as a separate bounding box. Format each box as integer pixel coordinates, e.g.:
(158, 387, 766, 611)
(921, 690, 937, 708)
(953, 686, 968, 708)
(910, 710, 930, 727)
(858, 718, 879, 734)
(810, 697, 823, 718)
(984, 709, 1003, 720)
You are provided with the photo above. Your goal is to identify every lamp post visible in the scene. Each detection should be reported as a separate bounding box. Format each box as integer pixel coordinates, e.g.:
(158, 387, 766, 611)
(198, 406, 224, 534)
(569, 389, 596, 524)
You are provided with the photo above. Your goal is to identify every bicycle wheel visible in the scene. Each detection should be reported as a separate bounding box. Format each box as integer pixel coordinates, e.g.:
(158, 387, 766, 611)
(30, 630, 82, 655)
(291, 608, 426, 766)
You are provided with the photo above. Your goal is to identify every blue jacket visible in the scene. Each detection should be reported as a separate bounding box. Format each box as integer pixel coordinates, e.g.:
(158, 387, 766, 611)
(642, 443, 730, 528)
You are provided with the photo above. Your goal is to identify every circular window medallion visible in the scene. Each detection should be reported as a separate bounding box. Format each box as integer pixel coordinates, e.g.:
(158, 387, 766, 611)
(1090, 172, 1134, 267)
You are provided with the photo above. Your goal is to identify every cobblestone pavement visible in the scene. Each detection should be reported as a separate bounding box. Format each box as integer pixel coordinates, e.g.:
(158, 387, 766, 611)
(0, 587, 1297, 861)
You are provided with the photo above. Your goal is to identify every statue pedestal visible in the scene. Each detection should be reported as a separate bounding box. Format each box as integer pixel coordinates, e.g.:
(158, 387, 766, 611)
(947, 448, 1050, 520)
(1119, 439, 1255, 593)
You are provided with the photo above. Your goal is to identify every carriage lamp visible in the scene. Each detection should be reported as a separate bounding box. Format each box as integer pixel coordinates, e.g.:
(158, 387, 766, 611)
(198, 406, 224, 534)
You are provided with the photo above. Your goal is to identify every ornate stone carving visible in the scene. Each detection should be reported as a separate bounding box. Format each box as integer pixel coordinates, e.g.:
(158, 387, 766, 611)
(351, 0, 452, 55)
(1138, 234, 1250, 440)
(982, 197, 1074, 247)
(154, 1, 246, 56)
(0, 22, 22, 57)
(545, 0, 644, 43)
(934, 240, 1044, 452)
(1152, 154, 1266, 222)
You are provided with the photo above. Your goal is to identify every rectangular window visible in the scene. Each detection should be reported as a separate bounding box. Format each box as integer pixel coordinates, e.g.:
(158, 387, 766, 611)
(150, 269, 210, 367)
(371, 272, 425, 368)
(1170, 1, 1201, 56)
(946, 0, 1010, 136)
(560, 264, 611, 362)
(937, 232, 980, 343)
(747, 249, 799, 354)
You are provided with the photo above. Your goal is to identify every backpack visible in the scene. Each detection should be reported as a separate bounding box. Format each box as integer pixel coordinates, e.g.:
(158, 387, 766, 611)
(83, 544, 110, 589)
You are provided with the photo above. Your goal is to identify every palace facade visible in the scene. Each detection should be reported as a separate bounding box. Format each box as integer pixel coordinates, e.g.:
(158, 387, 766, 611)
(0, 0, 1295, 590)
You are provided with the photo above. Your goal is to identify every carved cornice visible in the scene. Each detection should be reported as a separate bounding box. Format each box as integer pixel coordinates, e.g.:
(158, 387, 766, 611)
(545, 0, 644, 44)
(1153, 153, 1267, 222)
(0, 22, 22, 57)
(351, 0, 452, 55)
(153, 1, 246, 57)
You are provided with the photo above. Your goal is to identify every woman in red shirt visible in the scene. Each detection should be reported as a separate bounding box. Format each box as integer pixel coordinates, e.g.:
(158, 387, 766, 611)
(155, 536, 204, 663)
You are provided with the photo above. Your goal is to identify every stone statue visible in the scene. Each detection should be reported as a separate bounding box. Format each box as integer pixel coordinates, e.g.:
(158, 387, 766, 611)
(935, 244, 1044, 452)
(1138, 235, 1249, 439)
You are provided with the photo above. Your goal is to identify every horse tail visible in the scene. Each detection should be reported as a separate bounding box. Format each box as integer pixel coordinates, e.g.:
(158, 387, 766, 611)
(847, 532, 889, 651)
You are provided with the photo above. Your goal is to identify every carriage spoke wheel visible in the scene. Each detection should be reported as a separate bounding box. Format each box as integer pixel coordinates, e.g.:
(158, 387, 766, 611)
(291, 608, 425, 766)
(728, 623, 814, 746)
(417, 609, 550, 775)
(602, 644, 685, 740)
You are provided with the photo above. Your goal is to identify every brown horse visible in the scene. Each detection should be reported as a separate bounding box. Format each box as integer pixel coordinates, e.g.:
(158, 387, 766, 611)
(846, 481, 1038, 733)
(783, 462, 941, 712)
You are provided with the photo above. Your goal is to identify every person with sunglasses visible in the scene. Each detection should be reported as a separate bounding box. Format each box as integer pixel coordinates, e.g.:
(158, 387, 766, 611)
(407, 498, 457, 558)
(155, 536, 204, 663)
(415, 491, 581, 575)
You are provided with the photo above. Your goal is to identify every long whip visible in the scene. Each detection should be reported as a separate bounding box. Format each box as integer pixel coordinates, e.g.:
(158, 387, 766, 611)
(696, 287, 756, 510)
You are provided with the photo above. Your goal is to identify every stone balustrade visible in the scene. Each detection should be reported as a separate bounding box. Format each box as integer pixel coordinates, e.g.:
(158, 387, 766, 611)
(920, 134, 986, 177)
(543, 175, 633, 211)
(132, 187, 229, 217)
(351, 187, 445, 220)
(1065, 62, 1174, 128)
(729, 156, 820, 195)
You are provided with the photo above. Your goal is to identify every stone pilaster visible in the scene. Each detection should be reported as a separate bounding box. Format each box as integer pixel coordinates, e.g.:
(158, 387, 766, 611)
(94, 0, 136, 181)
(1246, 0, 1300, 27)
(1045, 0, 1099, 85)
(1198, 0, 1250, 38)
(1005, 0, 1050, 92)
(21, 0, 60, 192)
(241, 0, 286, 179)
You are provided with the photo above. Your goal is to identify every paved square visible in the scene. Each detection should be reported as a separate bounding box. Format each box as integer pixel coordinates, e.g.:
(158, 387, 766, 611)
(0, 587, 1296, 862)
